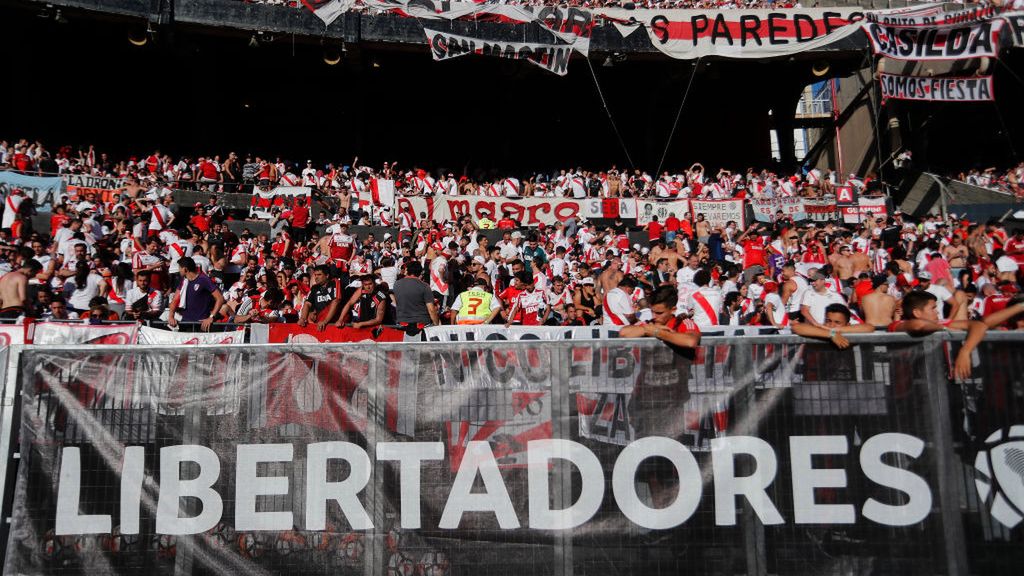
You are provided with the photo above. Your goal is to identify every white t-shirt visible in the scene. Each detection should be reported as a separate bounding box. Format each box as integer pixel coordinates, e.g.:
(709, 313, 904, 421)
(800, 288, 847, 324)
(764, 292, 787, 325)
(67, 273, 103, 311)
(602, 287, 634, 326)
(429, 256, 449, 296)
(686, 287, 723, 328)
(996, 255, 1020, 273)
(925, 284, 954, 321)
(675, 266, 699, 285)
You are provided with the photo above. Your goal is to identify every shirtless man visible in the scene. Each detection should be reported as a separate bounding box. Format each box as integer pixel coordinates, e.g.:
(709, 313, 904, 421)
(658, 243, 684, 275)
(695, 214, 711, 244)
(597, 255, 624, 302)
(833, 245, 857, 284)
(0, 260, 42, 318)
(851, 247, 871, 278)
(860, 275, 897, 327)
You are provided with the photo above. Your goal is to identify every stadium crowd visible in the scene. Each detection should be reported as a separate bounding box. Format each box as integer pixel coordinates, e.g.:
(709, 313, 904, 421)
(0, 138, 1021, 366)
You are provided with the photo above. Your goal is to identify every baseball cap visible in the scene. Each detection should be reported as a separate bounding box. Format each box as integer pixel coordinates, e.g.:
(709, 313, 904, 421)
(810, 271, 828, 281)
(473, 255, 486, 265)
(383, 233, 392, 239)
(580, 277, 595, 286)
(917, 271, 932, 280)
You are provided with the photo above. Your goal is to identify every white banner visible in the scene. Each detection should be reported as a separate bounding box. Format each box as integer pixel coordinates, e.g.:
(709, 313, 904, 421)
(138, 326, 246, 345)
(248, 186, 311, 219)
(842, 197, 888, 224)
(396, 196, 635, 227)
(862, 19, 1004, 60)
(880, 73, 994, 102)
(636, 199, 690, 225)
(864, 4, 999, 27)
(32, 322, 139, 345)
(63, 174, 127, 191)
(424, 27, 578, 76)
(688, 199, 746, 229)
(750, 197, 809, 222)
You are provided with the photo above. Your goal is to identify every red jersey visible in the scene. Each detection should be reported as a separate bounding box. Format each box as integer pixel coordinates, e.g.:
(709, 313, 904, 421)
(664, 216, 680, 232)
(647, 221, 663, 241)
(742, 239, 767, 269)
(291, 204, 310, 228)
(510, 290, 548, 326)
(329, 233, 355, 262)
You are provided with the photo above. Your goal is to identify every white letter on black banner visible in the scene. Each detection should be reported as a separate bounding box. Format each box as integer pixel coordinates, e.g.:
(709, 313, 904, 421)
(528, 439, 604, 529)
(156, 445, 223, 535)
(712, 436, 784, 526)
(55, 447, 112, 535)
(612, 437, 702, 529)
(236, 444, 294, 531)
(305, 442, 373, 530)
(860, 433, 931, 526)
(440, 441, 519, 529)
(377, 442, 444, 529)
(790, 436, 855, 524)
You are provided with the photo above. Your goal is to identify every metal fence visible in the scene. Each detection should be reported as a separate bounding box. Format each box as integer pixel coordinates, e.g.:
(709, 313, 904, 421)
(1, 333, 1023, 575)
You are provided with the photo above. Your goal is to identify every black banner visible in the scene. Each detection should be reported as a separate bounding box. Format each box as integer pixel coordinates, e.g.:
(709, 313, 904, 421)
(3, 337, 1024, 575)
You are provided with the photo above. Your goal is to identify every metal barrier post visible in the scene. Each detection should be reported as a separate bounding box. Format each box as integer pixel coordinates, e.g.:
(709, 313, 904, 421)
(174, 349, 203, 576)
(551, 342, 572, 576)
(733, 341, 768, 576)
(922, 336, 969, 575)
(365, 347, 387, 576)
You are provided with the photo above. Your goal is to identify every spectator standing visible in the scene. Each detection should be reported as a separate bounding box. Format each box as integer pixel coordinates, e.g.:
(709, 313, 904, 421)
(167, 257, 225, 331)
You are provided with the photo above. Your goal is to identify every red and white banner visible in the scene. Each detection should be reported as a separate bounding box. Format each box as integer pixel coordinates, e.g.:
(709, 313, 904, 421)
(687, 198, 746, 229)
(249, 186, 312, 220)
(880, 73, 994, 102)
(599, 7, 868, 60)
(32, 322, 138, 345)
(447, 391, 552, 471)
(0, 325, 26, 348)
(1006, 11, 1024, 47)
(842, 197, 889, 224)
(369, 178, 396, 207)
(803, 198, 838, 222)
(267, 324, 404, 344)
(264, 325, 410, 434)
(862, 19, 1004, 60)
(397, 196, 636, 227)
(135, 327, 246, 416)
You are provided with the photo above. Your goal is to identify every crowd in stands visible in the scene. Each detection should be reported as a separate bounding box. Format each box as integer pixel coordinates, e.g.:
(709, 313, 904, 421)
(0, 137, 1021, 374)
(955, 163, 1024, 197)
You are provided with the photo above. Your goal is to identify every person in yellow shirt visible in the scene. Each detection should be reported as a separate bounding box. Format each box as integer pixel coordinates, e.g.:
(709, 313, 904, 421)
(449, 279, 502, 325)
(477, 217, 496, 229)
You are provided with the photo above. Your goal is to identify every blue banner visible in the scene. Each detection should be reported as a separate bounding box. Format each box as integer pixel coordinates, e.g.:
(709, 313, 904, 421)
(0, 170, 64, 209)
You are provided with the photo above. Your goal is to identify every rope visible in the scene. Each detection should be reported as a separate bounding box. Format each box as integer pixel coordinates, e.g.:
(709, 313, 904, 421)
(656, 57, 701, 177)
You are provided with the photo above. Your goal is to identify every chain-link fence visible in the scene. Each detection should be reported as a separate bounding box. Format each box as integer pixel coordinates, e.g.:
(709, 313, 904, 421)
(1, 334, 1023, 576)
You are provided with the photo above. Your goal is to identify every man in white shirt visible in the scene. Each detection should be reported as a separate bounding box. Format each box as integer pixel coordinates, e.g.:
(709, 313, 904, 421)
(603, 276, 637, 326)
(685, 269, 723, 328)
(800, 271, 847, 326)
(918, 271, 958, 322)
